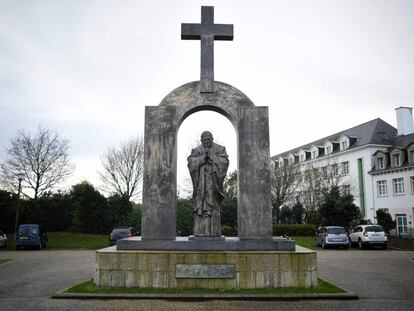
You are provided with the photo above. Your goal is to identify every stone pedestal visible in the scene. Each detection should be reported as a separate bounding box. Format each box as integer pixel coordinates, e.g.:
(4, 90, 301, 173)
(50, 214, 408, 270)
(94, 246, 317, 289)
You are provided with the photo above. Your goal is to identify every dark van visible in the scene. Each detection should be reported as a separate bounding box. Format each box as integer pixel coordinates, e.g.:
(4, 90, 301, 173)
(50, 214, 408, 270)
(16, 224, 48, 250)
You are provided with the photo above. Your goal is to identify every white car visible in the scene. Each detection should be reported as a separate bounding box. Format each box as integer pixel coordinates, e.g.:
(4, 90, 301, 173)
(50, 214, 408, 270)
(0, 231, 7, 248)
(349, 225, 387, 249)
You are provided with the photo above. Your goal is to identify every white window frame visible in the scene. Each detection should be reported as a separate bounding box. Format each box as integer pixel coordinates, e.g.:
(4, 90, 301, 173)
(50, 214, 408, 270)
(377, 180, 387, 196)
(300, 154, 305, 162)
(325, 145, 332, 155)
(341, 161, 349, 175)
(393, 153, 401, 167)
(332, 164, 339, 176)
(396, 214, 408, 235)
(340, 140, 349, 150)
(377, 157, 384, 169)
(342, 184, 350, 194)
(411, 176, 414, 194)
(393, 178, 405, 195)
(311, 150, 317, 159)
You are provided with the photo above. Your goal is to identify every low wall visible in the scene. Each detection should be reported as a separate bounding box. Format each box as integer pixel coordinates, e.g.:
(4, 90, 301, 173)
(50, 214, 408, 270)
(94, 246, 317, 289)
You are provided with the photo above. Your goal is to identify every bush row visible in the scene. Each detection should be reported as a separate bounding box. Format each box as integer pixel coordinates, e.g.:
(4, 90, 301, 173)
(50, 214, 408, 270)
(272, 224, 317, 236)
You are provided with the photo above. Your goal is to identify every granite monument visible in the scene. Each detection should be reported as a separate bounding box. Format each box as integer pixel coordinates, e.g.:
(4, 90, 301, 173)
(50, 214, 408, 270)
(94, 6, 317, 290)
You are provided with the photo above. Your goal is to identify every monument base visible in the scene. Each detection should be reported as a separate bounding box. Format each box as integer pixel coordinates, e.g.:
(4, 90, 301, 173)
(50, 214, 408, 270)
(94, 245, 317, 289)
(116, 236, 295, 251)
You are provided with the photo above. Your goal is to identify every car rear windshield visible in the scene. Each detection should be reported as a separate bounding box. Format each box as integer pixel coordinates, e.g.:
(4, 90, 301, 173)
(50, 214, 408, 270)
(365, 226, 384, 232)
(327, 227, 346, 234)
(112, 229, 130, 236)
(18, 225, 38, 235)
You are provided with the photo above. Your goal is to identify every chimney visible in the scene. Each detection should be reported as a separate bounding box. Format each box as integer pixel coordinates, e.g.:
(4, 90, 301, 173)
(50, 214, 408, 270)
(395, 106, 414, 136)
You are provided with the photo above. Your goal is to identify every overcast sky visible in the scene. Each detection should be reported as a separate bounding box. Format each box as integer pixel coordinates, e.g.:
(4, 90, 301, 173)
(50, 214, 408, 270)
(1, 0, 413, 199)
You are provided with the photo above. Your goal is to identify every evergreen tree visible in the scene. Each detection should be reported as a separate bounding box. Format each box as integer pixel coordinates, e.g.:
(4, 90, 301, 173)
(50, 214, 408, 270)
(319, 186, 360, 230)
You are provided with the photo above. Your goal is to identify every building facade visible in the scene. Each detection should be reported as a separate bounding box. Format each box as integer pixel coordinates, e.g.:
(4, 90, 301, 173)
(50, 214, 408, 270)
(272, 107, 414, 235)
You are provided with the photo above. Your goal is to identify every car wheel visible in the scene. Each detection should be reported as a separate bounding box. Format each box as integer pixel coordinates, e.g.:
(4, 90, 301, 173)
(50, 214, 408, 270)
(15, 245, 20, 250)
(343, 244, 349, 250)
(322, 239, 327, 249)
(381, 243, 387, 250)
(358, 239, 364, 250)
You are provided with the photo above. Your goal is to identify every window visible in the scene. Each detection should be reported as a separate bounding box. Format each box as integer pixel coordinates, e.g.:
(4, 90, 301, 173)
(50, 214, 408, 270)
(341, 140, 349, 150)
(300, 154, 305, 162)
(411, 176, 414, 193)
(393, 154, 401, 166)
(342, 184, 350, 194)
(377, 180, 387, 196)
(396, 214, 408, 235)
(377, 157, 385, 169)
(393, 178, 405, 194)
(410, 151, 414, 163)
(289, 157, 294, 164)
(341, 161, 349, 175)
(312, 150, 317, 159)
(325, 146, 332, 155)
(332, 164, 339, 176)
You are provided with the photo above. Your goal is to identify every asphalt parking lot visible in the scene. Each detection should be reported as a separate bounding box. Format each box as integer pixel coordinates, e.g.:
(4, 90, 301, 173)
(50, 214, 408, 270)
(0, 248, 413, 311)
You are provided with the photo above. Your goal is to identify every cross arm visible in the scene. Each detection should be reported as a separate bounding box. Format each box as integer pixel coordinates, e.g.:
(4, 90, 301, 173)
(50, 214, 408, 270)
(213, 24, 233, 40)
(181, 23, 201, 40)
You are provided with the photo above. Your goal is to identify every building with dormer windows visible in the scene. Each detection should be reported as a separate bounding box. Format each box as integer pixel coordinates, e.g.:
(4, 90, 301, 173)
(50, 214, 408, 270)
(272, 107, 414, 235)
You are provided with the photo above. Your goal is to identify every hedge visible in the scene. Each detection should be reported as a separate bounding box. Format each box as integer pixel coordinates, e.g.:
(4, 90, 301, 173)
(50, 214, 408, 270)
(273, 224, 317, 236)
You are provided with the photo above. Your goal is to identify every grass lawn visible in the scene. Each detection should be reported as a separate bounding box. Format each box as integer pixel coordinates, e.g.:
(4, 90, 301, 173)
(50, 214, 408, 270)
(47, 232, 108, 249)
(3, 232, 316, 250)
(66, 277, 345, 295)
(292, 236, 317, 250)
(4, 232, 108, 250)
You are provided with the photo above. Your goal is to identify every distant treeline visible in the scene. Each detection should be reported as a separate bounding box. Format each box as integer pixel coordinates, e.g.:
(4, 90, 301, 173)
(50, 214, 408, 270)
(0, 182, 141, 234)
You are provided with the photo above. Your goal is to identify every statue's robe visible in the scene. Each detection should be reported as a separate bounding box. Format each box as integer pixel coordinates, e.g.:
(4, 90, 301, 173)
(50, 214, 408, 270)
(187, 142, 229, 236)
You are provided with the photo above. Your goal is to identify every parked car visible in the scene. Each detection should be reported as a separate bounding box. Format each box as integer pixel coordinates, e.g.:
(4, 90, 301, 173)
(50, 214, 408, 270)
(0, 230, 7, 248)
(15, 224, 48, 250)
(109, 228, 132, 246)
(316, 226, 349, 249)
(349, 225, 387, 249)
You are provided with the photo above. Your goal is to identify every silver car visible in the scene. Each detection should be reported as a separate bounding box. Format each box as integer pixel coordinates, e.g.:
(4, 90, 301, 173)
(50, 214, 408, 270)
(316, 226, 349, 249)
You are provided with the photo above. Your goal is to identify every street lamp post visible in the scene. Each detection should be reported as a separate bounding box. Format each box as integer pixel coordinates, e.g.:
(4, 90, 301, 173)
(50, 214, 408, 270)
(14, 173, 25, 241)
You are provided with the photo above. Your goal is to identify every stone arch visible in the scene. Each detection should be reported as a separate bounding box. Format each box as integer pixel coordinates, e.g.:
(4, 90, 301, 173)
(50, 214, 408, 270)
(142, 81, 272, 241)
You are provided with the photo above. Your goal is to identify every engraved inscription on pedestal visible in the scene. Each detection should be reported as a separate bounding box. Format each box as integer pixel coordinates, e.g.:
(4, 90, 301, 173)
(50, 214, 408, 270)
(175, 264, 235, 279)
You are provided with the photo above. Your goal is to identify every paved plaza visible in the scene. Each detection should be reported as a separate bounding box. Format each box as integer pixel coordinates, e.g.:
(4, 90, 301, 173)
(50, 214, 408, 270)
(0, 248, 413, 311)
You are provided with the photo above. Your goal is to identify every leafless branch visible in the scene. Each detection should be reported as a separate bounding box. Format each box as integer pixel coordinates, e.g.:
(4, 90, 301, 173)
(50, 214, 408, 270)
(99, 136, 144, 201)
(0, 126, 73, 199)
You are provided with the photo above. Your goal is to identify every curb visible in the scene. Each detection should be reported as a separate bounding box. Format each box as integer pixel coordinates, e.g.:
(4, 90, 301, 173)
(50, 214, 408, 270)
(52, 290, 358, 300)
(53, 276, 358, 300)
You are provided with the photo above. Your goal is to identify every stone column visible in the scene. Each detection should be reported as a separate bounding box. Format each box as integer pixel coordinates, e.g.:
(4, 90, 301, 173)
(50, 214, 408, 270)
(237, 106, 273, 240)
(141, 106, 178, 240)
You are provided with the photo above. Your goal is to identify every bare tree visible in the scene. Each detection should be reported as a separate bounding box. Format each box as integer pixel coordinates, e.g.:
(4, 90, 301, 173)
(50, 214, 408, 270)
(99, 136, 144, 201)
(299, 159, 348, 223)
(1, 126, 73, 199)
(270, 162, 300, 223)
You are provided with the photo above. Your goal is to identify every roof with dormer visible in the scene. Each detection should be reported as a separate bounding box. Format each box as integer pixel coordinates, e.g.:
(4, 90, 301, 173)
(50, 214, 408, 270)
(272, 118, 398, 160)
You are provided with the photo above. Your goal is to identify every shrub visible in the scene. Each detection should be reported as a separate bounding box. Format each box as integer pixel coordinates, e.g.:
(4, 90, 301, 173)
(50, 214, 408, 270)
(222, 224, 237, 236)
(176, 198, 194, 236)
(272, 224, 317, 236)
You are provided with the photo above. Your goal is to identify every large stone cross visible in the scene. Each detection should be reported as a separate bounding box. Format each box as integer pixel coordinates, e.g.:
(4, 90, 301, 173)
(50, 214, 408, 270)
(181, 6, 233, 93)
